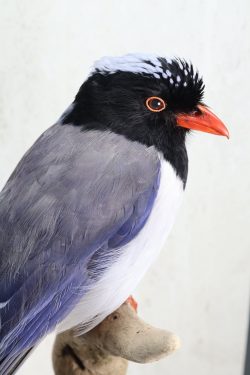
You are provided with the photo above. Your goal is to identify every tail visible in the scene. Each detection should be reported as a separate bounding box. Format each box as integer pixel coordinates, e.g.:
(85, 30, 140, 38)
(0, 347, 34, 375)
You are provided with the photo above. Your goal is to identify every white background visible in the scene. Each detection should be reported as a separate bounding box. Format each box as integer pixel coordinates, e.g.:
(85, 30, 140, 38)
(0, 1, 249, 374)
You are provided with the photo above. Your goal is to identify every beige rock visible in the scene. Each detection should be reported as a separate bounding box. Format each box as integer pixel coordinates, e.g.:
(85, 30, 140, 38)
(52, 300, 180, 375)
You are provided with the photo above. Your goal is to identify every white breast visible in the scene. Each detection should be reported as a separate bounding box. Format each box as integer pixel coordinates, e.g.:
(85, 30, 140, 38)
(58, 158, 184, 334)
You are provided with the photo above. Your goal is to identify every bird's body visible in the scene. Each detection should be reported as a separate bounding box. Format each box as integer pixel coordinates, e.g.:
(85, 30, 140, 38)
(57, 136, 184, 334)
(0, 53, 228, 374)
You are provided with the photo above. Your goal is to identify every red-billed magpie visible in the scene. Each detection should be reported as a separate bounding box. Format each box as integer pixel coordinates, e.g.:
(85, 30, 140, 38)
(0, 53, 229, 374)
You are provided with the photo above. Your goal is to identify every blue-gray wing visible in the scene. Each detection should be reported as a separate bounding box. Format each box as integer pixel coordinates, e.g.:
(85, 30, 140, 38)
(0, 124, 160, 371)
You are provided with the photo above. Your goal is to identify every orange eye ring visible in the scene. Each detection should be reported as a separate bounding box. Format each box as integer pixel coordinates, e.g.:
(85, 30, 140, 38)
(145, 96, 166, 112)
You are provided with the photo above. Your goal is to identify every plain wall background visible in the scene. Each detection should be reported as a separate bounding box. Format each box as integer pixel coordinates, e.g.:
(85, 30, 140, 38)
(0, 1, 249, 374)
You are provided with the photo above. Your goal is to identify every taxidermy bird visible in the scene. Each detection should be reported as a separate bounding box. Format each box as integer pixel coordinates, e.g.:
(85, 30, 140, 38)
(0, 53, 229, 374)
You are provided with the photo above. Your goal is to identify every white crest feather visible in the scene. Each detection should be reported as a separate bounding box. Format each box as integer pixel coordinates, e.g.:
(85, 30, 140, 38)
(92, 53, 172, 79)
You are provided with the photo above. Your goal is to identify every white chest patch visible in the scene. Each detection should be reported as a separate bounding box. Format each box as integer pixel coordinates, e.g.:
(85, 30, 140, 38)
(58, 159, 184, 334)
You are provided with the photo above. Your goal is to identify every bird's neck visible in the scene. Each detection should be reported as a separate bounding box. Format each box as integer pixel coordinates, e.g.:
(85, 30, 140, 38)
(60, 101, 188, 188)
(162, 143, 188, 188)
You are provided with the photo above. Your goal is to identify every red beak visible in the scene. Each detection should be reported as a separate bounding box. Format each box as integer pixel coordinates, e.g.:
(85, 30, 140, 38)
(176, 105, 229, 138)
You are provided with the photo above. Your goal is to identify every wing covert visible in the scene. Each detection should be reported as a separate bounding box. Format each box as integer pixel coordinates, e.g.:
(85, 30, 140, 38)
(0, 124, 160, 370)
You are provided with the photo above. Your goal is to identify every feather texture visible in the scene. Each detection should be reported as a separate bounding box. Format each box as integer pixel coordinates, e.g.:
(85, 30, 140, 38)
(0, 125, 161, 371)
(59, 158, 184, 334)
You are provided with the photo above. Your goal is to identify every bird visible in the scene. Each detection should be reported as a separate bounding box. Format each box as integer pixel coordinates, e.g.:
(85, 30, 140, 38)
(0, 53, 229, 374)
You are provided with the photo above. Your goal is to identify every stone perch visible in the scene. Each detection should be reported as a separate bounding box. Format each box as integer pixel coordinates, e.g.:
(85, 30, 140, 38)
(52, 298, 180, 375)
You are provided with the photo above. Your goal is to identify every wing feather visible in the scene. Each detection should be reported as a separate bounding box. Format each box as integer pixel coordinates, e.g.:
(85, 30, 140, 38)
(0, 124, 160, 371)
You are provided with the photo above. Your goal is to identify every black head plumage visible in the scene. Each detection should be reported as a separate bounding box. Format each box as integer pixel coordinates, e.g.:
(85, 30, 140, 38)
(61, 54, 205, 185)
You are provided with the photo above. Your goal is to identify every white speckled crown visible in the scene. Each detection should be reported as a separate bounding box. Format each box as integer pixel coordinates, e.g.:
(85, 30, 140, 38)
(92, 53, 174, 78)
(92, 53, 194, 88)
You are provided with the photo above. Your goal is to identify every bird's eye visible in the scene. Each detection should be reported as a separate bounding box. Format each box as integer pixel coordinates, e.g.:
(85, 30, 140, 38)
(146, 97, 166, 112)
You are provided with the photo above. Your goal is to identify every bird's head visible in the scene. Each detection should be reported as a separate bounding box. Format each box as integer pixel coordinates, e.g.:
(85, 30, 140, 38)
(62, 53, 229, 183)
